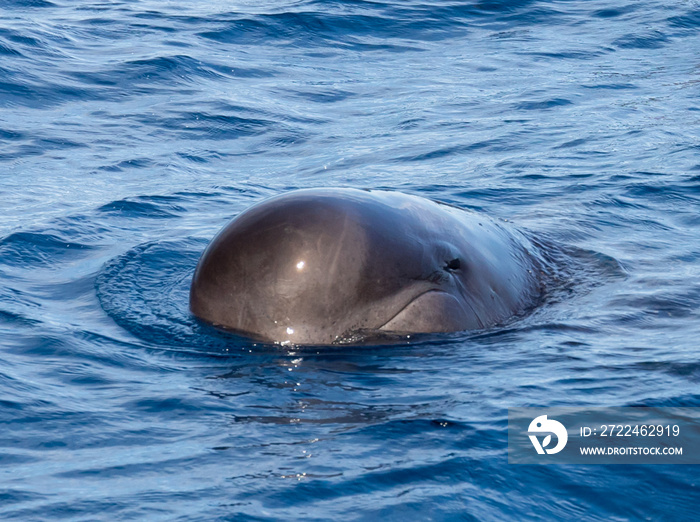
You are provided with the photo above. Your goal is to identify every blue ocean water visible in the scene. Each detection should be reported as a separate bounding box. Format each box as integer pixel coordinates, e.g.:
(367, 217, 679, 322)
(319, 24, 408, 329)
(1, 0, 699, 519)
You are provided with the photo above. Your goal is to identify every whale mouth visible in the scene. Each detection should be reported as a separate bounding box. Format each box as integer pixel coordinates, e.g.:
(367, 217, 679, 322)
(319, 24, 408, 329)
(378, 290, 483, 334)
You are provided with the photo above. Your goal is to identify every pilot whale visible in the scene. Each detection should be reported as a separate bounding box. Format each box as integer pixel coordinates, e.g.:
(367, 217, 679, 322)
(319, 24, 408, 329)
(190, 188, 543, 345)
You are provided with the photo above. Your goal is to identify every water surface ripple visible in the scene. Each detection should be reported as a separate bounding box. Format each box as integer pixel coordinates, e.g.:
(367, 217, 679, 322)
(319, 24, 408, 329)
(1, 0, 699, 519)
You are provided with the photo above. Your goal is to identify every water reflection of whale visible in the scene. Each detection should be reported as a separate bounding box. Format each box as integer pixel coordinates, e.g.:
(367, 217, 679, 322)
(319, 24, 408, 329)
(190, 188, 545, 345)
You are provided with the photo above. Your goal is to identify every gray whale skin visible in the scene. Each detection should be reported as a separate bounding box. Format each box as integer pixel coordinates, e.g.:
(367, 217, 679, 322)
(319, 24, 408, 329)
(190, 188, 542, 345)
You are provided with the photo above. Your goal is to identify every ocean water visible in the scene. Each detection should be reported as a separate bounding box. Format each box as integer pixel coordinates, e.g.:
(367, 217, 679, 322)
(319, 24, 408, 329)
(1, 0, 699, 519)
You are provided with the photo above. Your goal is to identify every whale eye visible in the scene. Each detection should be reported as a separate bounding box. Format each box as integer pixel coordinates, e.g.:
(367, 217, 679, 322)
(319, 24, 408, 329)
(444, 258, 461, 271)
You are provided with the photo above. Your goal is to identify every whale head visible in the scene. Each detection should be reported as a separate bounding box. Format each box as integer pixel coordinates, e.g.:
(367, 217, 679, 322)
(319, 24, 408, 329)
(190, 189, 540, 345)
